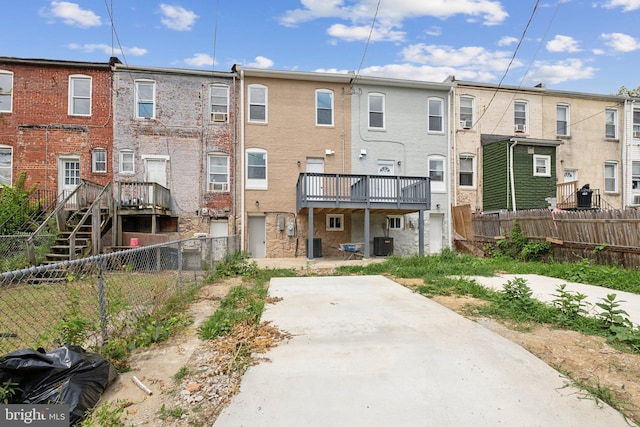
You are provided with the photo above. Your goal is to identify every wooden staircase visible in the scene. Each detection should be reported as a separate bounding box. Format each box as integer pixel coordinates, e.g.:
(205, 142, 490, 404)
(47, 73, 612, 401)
(27, 181, 114, 266)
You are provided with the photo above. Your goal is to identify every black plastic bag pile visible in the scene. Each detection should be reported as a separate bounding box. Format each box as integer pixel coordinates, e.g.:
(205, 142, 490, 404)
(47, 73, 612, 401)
(0, 345, 118, 425)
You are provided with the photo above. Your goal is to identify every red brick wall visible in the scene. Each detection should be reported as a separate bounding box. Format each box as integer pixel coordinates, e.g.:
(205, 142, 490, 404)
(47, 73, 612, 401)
(0, 60, 113, 193)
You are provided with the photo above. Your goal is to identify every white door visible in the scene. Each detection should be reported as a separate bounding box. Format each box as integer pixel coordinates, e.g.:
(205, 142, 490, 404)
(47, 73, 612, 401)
(306, 158, 324, 199)
(248, 216, 266, 258)
(145, 159, 167, 207)
(563, 169, 577, 183)
(373, 159, 395, 200)
(429, 213, 443, 254)
(210, 220, 229, 260)
(59, 157, 81, 208)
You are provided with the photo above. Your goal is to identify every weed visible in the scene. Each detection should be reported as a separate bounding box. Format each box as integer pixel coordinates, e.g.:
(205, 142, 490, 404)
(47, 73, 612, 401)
(596, 294, 632, 329)
(51, 288, 90, 346)
(551, 284, 589, 326)
(0, 380, 21, 404)
(173, 365, 190, 383)
(80, 400, 130, 427)
(158, 404, 185, 420)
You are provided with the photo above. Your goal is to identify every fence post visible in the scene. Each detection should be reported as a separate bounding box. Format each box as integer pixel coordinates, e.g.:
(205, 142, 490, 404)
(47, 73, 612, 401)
(98, 270, 107, 344)
(177, 240, 183, 291)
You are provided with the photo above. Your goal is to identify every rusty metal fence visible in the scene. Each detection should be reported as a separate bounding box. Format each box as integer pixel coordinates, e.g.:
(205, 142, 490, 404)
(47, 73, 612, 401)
(0, 235, 239, 355)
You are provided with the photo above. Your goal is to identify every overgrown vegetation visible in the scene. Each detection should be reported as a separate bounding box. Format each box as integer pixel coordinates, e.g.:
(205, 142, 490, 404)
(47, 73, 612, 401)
(485, 221, 551, 261)
(0, 171, 38, 234)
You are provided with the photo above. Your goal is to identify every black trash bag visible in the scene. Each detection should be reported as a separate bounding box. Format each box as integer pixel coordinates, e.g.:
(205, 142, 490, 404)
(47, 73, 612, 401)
(0, 345, 118, 425)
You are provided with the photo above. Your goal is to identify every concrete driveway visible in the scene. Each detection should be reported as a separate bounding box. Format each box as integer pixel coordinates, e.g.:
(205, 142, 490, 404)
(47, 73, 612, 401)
(214, 275, 629, 427)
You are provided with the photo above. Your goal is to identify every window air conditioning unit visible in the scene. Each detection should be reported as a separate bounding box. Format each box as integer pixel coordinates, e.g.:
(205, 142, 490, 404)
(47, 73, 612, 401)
(460, 120, 472, 129)
(634, 131, 640, 139)
(515, 123, 526, 132)
(211, 112, 228, 122)
(634, 195, 640, 205)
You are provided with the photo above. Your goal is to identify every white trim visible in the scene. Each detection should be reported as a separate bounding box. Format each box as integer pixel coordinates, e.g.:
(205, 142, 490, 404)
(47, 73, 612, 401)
(119, 149, 135, 174)
(68, 74, 92, 116)
(248, 84, 268, 123)
(368, 92, 385, 129)
(556, 103, 570, 137)
(209, 84, 229, 123)
(533, 154, 551, 177)
(135, 79, 156, 119)
(207, 153, 230, 192)
(459, 153, 475, 188)
(0, 70, 13, 113)
(91, 148, 107, 173)
(326, 214, 344, 231)
(141, 154, 170, 160)
(0, 145, 13, 186)
(428, 154, 446, 193)
(427, 97, 444, 133)
(316, 89, 334, 126)
(246, 148, 267, 190)
(387, 215, 403, 230)
(604, 161, 618, 193)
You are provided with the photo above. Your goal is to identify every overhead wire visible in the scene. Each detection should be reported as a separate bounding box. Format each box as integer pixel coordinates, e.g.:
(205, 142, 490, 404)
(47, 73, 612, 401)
(353, 0, 382, 81)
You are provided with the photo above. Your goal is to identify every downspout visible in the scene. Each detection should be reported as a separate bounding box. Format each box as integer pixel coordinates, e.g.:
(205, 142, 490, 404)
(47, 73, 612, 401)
(239, 70, 246, 251)
(447, 85, 454, 248)
(509, 140, 518, 211)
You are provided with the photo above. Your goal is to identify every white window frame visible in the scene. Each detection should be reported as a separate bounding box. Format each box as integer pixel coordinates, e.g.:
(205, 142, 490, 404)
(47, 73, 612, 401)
(248, 84, 267, 123)
(210, 84, 229, 123)
(604, 161, 618, 193)
(514, 100, 528, 132)
(459, 154, 475, 187)
(533, 155, 551, 177)
(428, 155, 446, 193)
(119, 149, 135, 174)
(68, 74, 92, 116)
(326, 214, 344, 231)
(556, 104, 569, 137)
(459, 96, 474, 129)
(246, 148, 267, 190)
(387, 215, 403, 230)
(135, 80, 156, 119)
(207, 153, 230, 192)
(0, 70, 14, 113)
(632, 161, 640, 191)
(316, 89, 334, 126)
(92, 148, 107, 173)
(427, 97, 444, 133)
(368, 93, 385, 129)
(605, 108, 618, 139)
(0, 145, 12, 186)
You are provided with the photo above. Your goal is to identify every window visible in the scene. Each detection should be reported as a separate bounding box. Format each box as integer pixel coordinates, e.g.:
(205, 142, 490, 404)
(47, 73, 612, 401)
(0, 146, 12, 186)
(605, 108, 617, 139)
(316, 89, 333, 126)
(632, 162, 640, 190)
(533, 155, 551, 177)
(633, 108, 640, 138)
(248, 84, 267, 123)
(387, 216, 403, 230)
(459, 96, 474, 128)
(326, 214, 344, 231)
(69, 75, 91, 116)
(369, 93, 385, 129)
(428, 155, 445, 192)
(135, 80, 155, 119)
(92, 149, 106, 173)
(459, 154, 475, 187)
(556, 104, 569, 136)
(0, 70, 13, 113)
(246, 148, 267, 189)
(120, 150, 134, 174)
(207, 154, 229, 192)
(210, 85, 229, 122)
(428, 98, 443, 132)
(514, 101, 527, 132)
(604, 162, 618, 193)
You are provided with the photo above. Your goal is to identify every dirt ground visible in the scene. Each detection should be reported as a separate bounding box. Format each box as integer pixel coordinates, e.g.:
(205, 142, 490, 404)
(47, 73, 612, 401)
(96, 274, 640, 426)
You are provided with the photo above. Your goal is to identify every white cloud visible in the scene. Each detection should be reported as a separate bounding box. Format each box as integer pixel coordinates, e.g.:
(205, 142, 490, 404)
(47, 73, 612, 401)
(159, 4, 198, 31)
(601, 0, 640, 11)
(401, 43, 520, 72)
(327, 24, 405, 42)
(527, 59, 597, 84)
(184, 53, 215, 67)
(68, 43, 147, 56)
(426, 26, 442, 37)
(245, 56, 274, 69)
(601, 32, 640, 52)
(41, 1, 101, 28)
(498, 36, 518, 47)
(279, 0, 509, 42)
(546, 35, 581, 53)
(316, 63, 496, 83)
(592, 48, 606, 55)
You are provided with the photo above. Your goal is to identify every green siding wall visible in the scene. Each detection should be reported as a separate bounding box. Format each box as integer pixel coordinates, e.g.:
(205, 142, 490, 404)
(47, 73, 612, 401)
(483, 141, 557, 211)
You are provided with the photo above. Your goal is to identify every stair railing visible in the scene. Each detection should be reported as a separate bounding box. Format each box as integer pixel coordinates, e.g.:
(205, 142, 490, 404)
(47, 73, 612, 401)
(67, 182, 112, 260)
(26, 183, 87, 266)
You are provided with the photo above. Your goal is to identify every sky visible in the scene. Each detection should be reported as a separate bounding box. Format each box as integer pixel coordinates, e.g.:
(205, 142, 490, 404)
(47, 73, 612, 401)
(3, 1, 640, 95)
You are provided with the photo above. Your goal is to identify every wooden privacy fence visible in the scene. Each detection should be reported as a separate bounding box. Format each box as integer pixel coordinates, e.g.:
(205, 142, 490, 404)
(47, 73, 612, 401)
(454, 205, 640, 267)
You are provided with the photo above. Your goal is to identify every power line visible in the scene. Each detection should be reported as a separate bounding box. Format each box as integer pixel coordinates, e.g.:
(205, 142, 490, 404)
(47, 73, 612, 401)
(354, 0, 382, 81)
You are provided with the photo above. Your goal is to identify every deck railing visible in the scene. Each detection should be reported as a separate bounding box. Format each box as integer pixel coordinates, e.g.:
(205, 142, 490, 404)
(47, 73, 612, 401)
(297, 173, 430, 210)
(117, 182, 171, 211)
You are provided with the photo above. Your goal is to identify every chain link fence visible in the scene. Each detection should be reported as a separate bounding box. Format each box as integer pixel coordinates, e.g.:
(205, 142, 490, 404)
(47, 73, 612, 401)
(0, 235, 239, 355)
